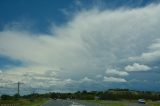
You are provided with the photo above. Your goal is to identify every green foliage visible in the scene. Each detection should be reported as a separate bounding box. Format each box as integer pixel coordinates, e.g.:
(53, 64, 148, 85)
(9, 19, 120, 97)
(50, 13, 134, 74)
(0, 97, 48, 106)
(49, 89, 160, 100)
(99, 89, 160, 100)
(1, 95, 14, 100)
(1, 89, 160, 101)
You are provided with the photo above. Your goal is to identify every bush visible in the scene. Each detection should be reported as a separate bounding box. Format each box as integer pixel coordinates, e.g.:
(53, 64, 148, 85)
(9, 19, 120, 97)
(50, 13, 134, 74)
(1, 95, 13, 100)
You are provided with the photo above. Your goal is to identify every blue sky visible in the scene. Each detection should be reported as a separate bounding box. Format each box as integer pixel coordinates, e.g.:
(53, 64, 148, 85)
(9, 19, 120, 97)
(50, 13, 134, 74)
(0, 0, 158, 32)
(0, 0, 160, 95)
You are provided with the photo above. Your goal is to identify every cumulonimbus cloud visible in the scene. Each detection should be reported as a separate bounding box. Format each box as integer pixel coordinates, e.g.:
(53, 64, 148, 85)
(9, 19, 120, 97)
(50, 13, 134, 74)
(0, 4, 160, 93)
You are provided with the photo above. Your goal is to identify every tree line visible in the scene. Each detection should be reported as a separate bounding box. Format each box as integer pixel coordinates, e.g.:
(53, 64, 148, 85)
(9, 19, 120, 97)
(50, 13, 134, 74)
(1, 89, 160, 101)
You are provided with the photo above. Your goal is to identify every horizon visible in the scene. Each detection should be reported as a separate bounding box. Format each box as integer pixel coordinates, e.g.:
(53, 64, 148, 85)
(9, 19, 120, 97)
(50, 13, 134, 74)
(0, 0, 160, 95)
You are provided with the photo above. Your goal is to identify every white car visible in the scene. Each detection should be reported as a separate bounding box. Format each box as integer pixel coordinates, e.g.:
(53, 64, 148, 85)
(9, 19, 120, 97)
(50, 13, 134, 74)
(138, 99, 145, 104)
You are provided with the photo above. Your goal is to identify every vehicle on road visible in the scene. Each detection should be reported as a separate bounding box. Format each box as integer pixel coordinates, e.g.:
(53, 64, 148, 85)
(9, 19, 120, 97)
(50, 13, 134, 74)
(138, 99, 145, 104)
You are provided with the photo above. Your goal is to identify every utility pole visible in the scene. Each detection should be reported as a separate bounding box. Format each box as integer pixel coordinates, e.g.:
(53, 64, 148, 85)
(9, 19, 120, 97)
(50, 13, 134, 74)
(16, 81, 23, 96)
(18, 81, 20, 95)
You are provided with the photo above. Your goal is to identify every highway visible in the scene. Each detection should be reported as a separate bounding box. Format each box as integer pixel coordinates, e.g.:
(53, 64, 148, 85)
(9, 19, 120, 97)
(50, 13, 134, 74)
(42, 99, 148, 106)
(41, 99, 101, 106)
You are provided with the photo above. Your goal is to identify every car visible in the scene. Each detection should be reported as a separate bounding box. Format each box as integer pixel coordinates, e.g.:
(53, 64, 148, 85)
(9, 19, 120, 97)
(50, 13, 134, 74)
(138, 99, 145, 104)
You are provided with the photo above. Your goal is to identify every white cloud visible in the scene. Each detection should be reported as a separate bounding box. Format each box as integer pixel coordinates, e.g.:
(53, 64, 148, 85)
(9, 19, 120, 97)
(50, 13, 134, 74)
(149, 39, 160, 50)
(129, 39, 160, 62)
(103, 76, 127, 83)
(129, 51, 160, 62)
(125, 63, 151, 72)
(105, 68, 128, 76)
(0, 4, 160, 92)
(0, 65, 60, 88)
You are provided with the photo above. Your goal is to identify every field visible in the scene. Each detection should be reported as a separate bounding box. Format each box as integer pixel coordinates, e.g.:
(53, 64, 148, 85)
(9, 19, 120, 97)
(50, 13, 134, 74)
(0, 98, 48, 106)
(148, 101, 160, 106)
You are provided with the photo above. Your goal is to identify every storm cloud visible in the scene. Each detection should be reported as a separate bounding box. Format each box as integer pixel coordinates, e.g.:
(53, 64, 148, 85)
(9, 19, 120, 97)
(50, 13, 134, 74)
(0, 3, 160, 94)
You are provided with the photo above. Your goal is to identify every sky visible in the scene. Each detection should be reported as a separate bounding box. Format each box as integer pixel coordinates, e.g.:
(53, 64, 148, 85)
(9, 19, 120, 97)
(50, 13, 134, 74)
(0, 0, 160, 95)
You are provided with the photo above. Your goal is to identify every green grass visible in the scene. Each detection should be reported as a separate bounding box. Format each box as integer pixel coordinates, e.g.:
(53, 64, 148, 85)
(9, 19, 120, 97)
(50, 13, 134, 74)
(21, 98, 48, 106)
(148, 102, 160, 106)
(0, 98, 48, 106)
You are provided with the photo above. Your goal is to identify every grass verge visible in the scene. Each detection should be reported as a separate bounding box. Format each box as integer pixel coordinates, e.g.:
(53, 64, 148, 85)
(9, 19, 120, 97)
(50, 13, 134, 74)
(148, 101, 160, 106)
(0, 98, 49, 106)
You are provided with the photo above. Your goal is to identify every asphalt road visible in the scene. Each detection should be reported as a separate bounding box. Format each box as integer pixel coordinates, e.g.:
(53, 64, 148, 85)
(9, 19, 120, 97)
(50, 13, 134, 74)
(41, 99, 101, 106)
(128, 103, 148, 106)
(42, 99, 149, 106)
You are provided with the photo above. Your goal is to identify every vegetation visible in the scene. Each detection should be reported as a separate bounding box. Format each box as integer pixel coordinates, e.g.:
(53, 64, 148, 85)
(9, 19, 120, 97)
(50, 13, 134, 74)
(0, 98, 48, 106)
(49, 89, 160, 100)
(0, 93, 48, 106)
(148, 101, 160, 106)
(1, 89, 160, 105)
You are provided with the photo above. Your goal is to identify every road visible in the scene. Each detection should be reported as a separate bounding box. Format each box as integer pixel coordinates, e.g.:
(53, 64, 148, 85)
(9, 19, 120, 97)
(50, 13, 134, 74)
(42, 99, 149, 106)
(41, 99, 102, 106)
(128, 103, 148, 106)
